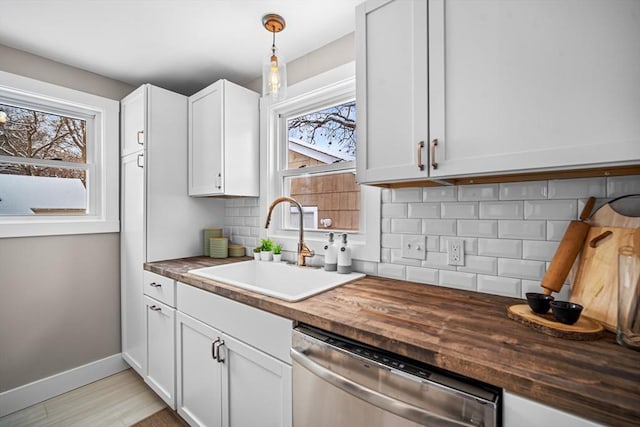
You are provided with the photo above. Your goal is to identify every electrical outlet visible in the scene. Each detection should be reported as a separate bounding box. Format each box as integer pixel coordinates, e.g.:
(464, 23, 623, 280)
(401, 235, 427, 260)
(447, 238, 465, 266)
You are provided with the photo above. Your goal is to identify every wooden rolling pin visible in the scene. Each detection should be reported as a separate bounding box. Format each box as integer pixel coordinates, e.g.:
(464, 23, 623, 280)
(541, 197, 596, 295)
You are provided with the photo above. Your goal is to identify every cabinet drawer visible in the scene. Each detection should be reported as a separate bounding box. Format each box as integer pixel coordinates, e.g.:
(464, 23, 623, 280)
(177, 282, 293, 364)
(143, 271, 176, 307)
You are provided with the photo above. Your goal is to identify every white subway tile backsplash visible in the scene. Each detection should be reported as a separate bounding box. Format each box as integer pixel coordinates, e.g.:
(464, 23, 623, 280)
(353, 259, 379, 275)
(441, 202, 478, 219)
(606, 175, 640, 198)
(381, 188, 392, 203)
(226, 207, 240, 217)
(479, 201, 523, 220)
(382, 203, 408, 218)
(457, 220, 498, 238)
(500, 181, 548, 200)
(441, 237, 477, 255)
(548, 178, 606, 199)
(458, 184, 499, 201)
(426, 236, 440, 251)
(523, 240, 559, 262)
(439, 270, 477, 291)
(423, 186, 457, 202)
(422, 252, 457, 271)
(381, 233, 402, 249)
(499, 220, 546, 240)
(378, 263, 406, 280)
(423, 219, 457, 235)
(408, 203, 441, 218)
(524, 200, 577, 220)
(498, 259, 546, 280)
(391, 249, 422, 266)
(381, 218, 391, 233)
(392, 188, 423, 203)
(381, 248, 391, 263)
(478, 239, 522, 259)
(458, 255, 498, 275)
(391, 218, 422, 234)
(478, 275, 521, 298)
(406, 266, 439, 284)
(547, 221, 570, 241)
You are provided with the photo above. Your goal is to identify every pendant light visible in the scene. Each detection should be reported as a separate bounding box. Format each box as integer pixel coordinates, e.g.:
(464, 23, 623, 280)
(262, 14, 287, 100)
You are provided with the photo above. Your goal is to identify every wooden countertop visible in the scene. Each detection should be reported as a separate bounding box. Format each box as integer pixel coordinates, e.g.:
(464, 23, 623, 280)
(146, 256, 640, 427)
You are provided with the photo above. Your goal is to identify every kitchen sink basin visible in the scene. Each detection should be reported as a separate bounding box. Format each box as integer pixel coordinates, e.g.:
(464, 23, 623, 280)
(188, 260, 365, 302)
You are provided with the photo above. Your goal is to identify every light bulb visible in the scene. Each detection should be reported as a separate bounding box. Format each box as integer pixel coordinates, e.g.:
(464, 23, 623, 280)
(268, 55, 281, 93)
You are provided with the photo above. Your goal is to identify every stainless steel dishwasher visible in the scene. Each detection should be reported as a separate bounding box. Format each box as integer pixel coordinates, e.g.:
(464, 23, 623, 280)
(292, 325, 500, 427)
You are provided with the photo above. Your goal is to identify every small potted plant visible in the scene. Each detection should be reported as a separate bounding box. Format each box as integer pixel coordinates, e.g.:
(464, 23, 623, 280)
(259, 238, 274, 261)
(252, 246, 261, 261)
(273, 244, 282, 262)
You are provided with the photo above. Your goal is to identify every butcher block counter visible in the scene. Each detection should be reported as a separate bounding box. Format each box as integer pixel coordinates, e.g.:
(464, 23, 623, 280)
(146, 256, 640, 427)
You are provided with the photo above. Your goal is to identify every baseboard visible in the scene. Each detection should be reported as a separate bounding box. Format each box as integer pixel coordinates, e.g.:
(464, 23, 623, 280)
(0, 353, 129, 417)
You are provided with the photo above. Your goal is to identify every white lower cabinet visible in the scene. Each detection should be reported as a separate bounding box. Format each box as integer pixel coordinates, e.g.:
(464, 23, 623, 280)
(503, 391, 603, 427)
(176, 282, 293, 427)
(143, 295, 176, 408)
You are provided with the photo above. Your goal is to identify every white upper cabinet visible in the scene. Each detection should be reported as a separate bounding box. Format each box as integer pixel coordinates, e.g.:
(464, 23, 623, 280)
(188, 79, 259, 197)
(428, 0, 640, 177)
(120, 87, 145, 157)
(356, 0, 429, 184)
(356, 0, 640, 184)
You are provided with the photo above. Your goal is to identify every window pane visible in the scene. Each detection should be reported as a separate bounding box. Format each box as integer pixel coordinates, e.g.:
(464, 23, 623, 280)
(0, 103, 86, 163)
(0, 164, 87, 215)
(287, 100, 355, 170)
(285, 171, 360, 231)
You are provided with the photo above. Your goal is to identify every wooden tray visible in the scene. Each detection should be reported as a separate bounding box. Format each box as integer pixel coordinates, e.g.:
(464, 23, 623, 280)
(507, 304, 604, 341)
(570, 227, 639, 331)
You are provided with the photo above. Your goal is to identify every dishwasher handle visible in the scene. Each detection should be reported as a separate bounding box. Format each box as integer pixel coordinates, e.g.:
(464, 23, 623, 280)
(291, 348, 477, 427)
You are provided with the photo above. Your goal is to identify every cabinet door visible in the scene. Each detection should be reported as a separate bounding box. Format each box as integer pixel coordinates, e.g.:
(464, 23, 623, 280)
(121, 152, 145, 375)
(429, 0, 640, 177)
(222, 334, 292, 427)
(176, 312, 224, 427)
(121, 85, 146, 157)
(144, 296, 175, 408)
(503, 391, 602, 427)
(189, 81, 224, 196)
(355, 0, 429, 184)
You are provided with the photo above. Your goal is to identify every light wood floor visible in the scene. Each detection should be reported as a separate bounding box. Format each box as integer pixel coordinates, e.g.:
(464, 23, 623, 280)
(0, 369, 166, 427)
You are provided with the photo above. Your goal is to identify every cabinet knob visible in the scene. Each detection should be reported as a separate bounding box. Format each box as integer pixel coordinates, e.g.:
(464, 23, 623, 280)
(430, 139, 438, 170)
(416, 141, 425, 171)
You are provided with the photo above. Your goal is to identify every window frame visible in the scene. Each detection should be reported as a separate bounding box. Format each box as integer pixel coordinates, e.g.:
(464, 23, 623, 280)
(260, 62, 380, 262)
(0, 71, 119, 238)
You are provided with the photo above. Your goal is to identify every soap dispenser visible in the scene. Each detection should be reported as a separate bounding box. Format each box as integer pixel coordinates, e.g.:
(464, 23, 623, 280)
(324, 232, 337, 271)
(337, 233, 352, 274)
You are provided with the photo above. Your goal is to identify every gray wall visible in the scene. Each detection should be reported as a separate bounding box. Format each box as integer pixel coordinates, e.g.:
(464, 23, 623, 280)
(0, 44, 134, 393)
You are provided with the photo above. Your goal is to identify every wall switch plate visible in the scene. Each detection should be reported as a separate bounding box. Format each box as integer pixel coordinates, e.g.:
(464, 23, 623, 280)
(447, 238, 465, 266)
(401, 235, 427, 260)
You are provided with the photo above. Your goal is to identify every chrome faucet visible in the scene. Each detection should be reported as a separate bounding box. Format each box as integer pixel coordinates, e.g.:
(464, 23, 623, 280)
(264, 196, 314, 266)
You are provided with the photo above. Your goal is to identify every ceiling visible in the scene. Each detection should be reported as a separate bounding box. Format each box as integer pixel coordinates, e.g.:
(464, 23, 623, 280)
(0, 0, 362, 96)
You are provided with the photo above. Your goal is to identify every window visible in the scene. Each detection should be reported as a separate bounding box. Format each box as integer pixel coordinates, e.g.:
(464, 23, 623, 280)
(261, 63, 380, 262)
(0, 71, 119, 237)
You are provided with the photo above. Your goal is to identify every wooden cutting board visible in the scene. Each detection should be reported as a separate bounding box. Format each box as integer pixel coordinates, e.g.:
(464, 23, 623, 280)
(507, 304, 604, 340)
(570, 226, 639, 331)
(589, 195, 640, 228)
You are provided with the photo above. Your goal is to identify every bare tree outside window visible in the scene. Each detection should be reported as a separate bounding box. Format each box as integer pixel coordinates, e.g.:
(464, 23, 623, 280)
(0, 103, 86, 184)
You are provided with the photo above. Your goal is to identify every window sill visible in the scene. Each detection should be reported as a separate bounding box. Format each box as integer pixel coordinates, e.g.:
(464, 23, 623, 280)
(0, 218, 119, 238)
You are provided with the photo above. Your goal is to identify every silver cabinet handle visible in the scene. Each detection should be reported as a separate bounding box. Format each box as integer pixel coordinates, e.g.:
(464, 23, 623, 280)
(136, 130, 144, 145)
(149, 282, 162, 288)
(212, 338, 221, 360)
(217, 341, 226, 363)
(216, 172, 222, 190)
(291, 348, 467, 427)
(416, 141, 425, 171)
(149, 305, 161, 312)
(137, 153, 144, 168)
(430, 139, 438, 170)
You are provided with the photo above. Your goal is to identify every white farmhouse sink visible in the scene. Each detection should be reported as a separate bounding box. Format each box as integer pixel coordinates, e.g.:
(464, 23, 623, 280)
(188, 260, 365, 302)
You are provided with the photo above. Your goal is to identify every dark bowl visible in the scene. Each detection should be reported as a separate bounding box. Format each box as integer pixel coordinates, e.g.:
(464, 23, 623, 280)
(526, 292, 555, 314)
(550, 301, 583, 325)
